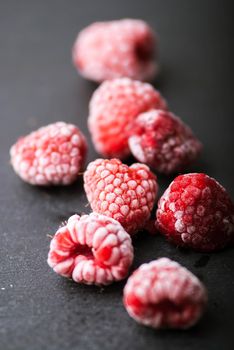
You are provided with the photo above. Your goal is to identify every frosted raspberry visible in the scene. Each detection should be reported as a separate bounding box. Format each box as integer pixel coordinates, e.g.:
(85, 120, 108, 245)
(10, 122, 87, 185)
(84, 158, 158, 235)
(73, 19, 158, 82)
(123, 258, 207, 329)
(156, 173, 234, 251)
(88, 78, 167, 158)
(47, 213, 133, 285)
(128, 110, 202, 174)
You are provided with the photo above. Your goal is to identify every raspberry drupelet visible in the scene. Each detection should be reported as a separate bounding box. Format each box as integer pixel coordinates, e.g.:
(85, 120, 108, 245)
(88, 78, 167, 158)
(48, 213, 134, 285)
(123, 258, 207, 329)
(73, 19, 158, 82)
(156, 173, 234, 251)
(84, 158, 158, 235)
(128, 109, 202, 174)
(10, 122, 87, 185)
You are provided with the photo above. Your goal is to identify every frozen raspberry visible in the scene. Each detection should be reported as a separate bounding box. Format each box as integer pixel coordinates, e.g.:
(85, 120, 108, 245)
(84, 158, 158, 235)
(47, 213, 133, 285)
(128, 110, 202, 174)
(10, 122, 87, 185)
(156, 173, 234, 251)
(123, 258, 207, 329)
(73, 19, 158, 82)
(88, 78, 167, 158)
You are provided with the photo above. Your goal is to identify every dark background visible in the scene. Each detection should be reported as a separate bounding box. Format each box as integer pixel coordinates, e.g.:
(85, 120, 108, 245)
(0, 1, 234, 349)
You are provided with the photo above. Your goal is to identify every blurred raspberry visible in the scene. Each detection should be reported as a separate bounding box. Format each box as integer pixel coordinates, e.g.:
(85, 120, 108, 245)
(123, 258, 207, 329)
(84, 158, 158, 235)
(48, 213, 134, 285)
(128, 109, 202, 174)
(88, 78, 167, 158)
(73, 19, 158, 82)
(10, 122, 87, 185)
(156, 173, 234, 251)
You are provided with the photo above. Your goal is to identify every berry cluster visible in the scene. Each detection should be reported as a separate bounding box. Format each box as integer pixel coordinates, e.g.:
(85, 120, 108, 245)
(88, 78, 167, 158)
(88, 77, 202, 174)
(9, 18, 234, 331)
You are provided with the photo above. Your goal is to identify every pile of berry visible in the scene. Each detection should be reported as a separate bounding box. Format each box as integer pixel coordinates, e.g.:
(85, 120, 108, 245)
(10, 19, 233, 330)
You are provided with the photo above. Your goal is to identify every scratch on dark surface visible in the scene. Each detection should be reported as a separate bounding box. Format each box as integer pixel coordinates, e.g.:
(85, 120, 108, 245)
(194, 255, 210, 268)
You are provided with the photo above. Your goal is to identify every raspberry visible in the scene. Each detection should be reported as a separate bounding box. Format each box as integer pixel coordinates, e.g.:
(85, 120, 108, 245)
(84, 158, 158, 235)
(73, 19, 157, 82)
(48, 213, 133, 285)
(128, 110, 202, 174)
(123, 258, 207, 329)
(88, 78, 167, 158)
(156, 173, 234, 251)
(10, 122, 87, 185)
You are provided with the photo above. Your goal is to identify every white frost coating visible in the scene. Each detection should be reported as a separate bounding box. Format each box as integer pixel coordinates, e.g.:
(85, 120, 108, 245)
(128, 136, 146, 163)
(47, 213, 133, 285)
(73, 20, 157, 82)
(128, 110, 202, 174)
(123, 258, 207, 329)
(88, 78, 166, 158)
(157, 173, 234, 251)
(84, 158, 158, 235)
(92, 227, 109, 249)
(175, 219, 185, 233)
(10, 122, 87, 185)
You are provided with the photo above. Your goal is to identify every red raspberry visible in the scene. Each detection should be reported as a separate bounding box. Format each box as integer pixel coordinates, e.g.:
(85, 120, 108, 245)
(47, 213, 133, 285)
(156, 173, 234, 251)
(10, 122, 87, 185)
(88, 78, 167, 158)
(123, 258, 207, 329)
(128, 110, 202, 174)
(84, 158, 158, 235)
(73, 19, 157, 82)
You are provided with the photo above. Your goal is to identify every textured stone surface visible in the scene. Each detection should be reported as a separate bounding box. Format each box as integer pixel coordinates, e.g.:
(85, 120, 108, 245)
(0, 1, 233, 349)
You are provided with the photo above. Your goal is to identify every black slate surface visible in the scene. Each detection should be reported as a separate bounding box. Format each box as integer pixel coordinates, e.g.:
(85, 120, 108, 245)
(0, 1, 234, 349)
